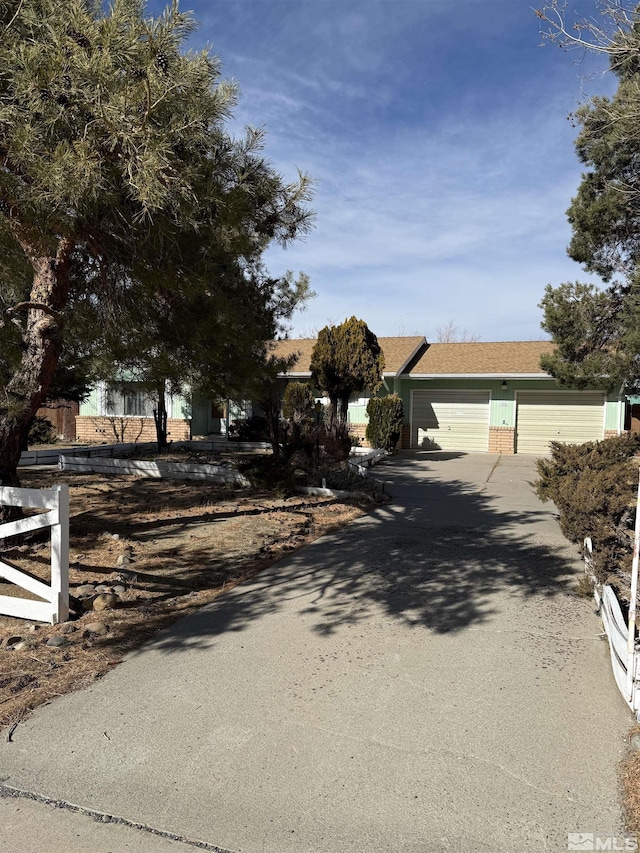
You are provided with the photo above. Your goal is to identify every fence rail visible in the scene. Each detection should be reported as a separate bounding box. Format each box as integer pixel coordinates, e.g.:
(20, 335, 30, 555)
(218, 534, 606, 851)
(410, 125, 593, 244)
(585, 537, 640, 718)
(0, 485, 69, 624)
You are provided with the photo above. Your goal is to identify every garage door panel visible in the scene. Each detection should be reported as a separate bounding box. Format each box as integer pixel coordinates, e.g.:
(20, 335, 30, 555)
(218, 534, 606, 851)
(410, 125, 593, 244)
(412, 390, 490, 451)
(516, 392, 605, 454)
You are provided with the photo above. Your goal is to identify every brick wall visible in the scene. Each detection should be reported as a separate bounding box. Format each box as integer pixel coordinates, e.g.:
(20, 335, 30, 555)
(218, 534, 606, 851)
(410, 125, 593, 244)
(488, 426, 515, 454)
(348, 422, 371, 448)
(401, 424, 411, 449)
(75, 416, 191, 444)
(604, 430, 620, 440)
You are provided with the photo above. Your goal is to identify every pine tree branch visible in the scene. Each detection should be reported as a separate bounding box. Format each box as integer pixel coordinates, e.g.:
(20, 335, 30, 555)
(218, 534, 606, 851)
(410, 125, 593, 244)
(5, 303, 62, 321)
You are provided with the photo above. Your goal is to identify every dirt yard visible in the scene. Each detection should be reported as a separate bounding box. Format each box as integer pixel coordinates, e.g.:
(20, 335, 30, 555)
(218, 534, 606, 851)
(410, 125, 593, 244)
(0, 467, 373, 735)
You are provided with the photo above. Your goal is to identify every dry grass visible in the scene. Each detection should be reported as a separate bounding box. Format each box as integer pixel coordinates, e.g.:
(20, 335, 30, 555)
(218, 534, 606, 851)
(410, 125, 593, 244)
(0, 467, 375, 731)
(621, 725, 640, 835)
(575, 573, 597, 599)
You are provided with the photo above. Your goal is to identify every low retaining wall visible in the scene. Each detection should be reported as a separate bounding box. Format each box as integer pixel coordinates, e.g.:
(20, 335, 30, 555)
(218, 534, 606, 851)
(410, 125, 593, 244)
(348, 448, 387, 477)
(19, 441, 161, 467)
(19, 438, 272, 467)
(59, 455, 250, 486)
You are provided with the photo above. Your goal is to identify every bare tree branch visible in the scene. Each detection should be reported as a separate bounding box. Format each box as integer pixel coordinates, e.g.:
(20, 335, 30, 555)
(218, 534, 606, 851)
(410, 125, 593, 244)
(435, 321, 480, 343)
(5, 302, 62, 321)
(536, 1, 639, 72)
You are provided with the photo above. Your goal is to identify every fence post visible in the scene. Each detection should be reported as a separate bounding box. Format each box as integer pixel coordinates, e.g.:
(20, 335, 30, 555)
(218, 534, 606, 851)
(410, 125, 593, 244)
(50, 484, 69, 623)
(627, 469, 640, 703)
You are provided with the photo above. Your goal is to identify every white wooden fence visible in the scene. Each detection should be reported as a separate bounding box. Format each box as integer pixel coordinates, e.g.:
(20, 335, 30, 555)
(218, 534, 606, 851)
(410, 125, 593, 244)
(585, 537, 640, 719)
(0, 485, 69, 624)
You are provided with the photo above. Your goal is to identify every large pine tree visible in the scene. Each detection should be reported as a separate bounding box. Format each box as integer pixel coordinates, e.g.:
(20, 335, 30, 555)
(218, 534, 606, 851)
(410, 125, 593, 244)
(537, 3, 640, 392)
(0, 0, 313, 481)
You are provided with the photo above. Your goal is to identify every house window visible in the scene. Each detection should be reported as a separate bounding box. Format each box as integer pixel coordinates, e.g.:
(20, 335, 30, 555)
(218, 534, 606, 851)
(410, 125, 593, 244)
(124, 389, 149, 416)
(103, 383, 154, 418)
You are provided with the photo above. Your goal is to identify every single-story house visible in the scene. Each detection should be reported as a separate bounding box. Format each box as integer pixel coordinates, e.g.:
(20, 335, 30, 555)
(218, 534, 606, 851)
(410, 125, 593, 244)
(268, 337, 625, 454)
(74, 337, 626, 454)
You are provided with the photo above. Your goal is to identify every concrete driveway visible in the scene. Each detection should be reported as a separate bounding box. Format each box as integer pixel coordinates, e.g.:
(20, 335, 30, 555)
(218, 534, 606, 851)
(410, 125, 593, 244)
(1, 452, 633, 852)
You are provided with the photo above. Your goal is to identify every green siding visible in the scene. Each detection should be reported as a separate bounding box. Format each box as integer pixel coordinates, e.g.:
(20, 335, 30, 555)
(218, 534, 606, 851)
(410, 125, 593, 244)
(347, 404, 368, 423)
(171, 393, 191, 420)
(491, 398, 515, 428)
(605, 396, 623, 432)
(79, 386, 100, 416)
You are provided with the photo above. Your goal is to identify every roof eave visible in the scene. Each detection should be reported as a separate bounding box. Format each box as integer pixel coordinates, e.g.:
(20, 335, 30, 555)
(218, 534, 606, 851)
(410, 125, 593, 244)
(408, 372, 552, 379)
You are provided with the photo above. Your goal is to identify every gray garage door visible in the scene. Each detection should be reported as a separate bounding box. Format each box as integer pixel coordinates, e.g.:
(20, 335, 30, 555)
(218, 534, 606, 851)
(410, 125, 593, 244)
(516, 391, 605, 454)
(411, 389, 490, 451)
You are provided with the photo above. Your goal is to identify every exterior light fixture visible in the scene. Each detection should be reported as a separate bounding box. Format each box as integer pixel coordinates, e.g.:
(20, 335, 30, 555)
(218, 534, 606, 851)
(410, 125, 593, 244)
(501, 380, 508, 390)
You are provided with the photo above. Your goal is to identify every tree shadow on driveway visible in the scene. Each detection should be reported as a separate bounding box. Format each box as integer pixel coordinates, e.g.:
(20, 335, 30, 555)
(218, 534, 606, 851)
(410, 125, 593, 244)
(142, 454, 576, 653)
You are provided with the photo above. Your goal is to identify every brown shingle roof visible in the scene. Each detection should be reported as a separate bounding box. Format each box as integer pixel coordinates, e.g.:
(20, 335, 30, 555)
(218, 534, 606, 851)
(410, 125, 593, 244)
(409, 341, 555, 376)
(270, 336, 427, 377)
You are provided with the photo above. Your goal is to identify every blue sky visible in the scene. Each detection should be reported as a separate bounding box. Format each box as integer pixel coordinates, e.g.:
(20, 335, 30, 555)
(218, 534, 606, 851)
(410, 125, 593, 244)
(147, 0, 613, 342)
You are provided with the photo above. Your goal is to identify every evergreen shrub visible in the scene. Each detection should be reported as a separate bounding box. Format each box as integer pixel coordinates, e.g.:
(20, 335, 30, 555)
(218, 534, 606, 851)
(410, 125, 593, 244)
(365, 394, 403, 452)
(535, 434, 640, 582)
(28, 416, 57, 446)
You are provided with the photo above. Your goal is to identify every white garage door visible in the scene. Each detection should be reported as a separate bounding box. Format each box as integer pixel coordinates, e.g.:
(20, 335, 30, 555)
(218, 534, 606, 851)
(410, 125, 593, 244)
(411, 390, 490, 451)
(516, 391, 605, 454)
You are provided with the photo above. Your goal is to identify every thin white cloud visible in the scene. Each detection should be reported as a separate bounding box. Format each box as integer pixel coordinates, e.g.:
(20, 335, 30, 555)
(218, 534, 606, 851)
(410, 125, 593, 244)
(150, 0, 615, 341)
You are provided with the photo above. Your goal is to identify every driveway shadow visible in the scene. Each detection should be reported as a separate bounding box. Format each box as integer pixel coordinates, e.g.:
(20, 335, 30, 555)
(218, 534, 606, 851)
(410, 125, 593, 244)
(139, 454, 575, 653)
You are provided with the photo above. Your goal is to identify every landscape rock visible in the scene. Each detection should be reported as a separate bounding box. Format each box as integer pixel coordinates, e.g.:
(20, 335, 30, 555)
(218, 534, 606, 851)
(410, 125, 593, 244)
(59, 622, 77, 634)
(116, 570, 137, 582)
(5, 636, 23, 649)
(95, 584, 113, 594)
(13, 640, 37, 651)
(93, 593, 119, 611)
(75, 583, 97, 596)
(113, 585, 126, 595)
(116, 554, 130, 567)
(84, 621, 108, 636)
(27, 624, 40, 633)
(46, 635, 69, 648)
(81, 596, 96, 611)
